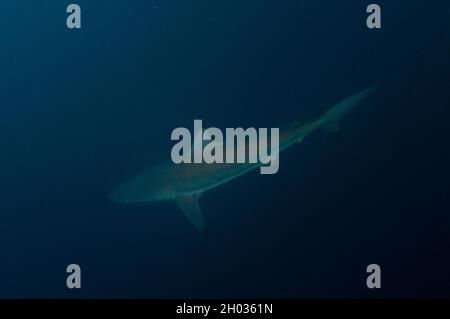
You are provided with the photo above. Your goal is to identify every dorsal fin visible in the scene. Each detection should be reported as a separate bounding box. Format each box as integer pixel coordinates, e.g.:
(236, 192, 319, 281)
(176, 194, 207, 233)
(193, 129, 223, 151)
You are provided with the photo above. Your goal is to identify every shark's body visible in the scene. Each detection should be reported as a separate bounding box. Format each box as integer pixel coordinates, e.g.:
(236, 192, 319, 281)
(110, 87, 377, 232)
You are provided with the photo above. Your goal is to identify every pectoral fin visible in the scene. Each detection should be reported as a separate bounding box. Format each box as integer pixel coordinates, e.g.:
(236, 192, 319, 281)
(176, 194, 207, 233)
(323, 121, 340, 133)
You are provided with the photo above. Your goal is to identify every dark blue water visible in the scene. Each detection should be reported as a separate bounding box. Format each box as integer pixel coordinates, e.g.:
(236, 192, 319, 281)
(0, 1, 449, 298)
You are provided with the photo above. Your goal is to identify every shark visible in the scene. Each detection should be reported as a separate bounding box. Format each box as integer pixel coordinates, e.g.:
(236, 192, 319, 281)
(109, 87, 377, 232)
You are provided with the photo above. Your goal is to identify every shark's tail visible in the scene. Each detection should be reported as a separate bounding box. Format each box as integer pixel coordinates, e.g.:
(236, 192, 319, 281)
(316, 86, 379, 132)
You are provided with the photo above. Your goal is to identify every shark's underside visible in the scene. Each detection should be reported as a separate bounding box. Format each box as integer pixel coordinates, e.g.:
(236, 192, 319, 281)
(110, 87, 377, 232)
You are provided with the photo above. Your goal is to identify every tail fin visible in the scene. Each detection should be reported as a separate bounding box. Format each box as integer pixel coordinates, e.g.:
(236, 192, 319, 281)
(318, 86, 379, 131)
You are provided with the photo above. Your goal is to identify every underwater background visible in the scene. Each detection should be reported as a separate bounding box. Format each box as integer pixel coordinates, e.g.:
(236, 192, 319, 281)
(0, 0, 449, 298)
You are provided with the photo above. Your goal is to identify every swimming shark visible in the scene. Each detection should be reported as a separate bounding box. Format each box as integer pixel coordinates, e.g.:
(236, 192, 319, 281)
(109, 87, 377, 232)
